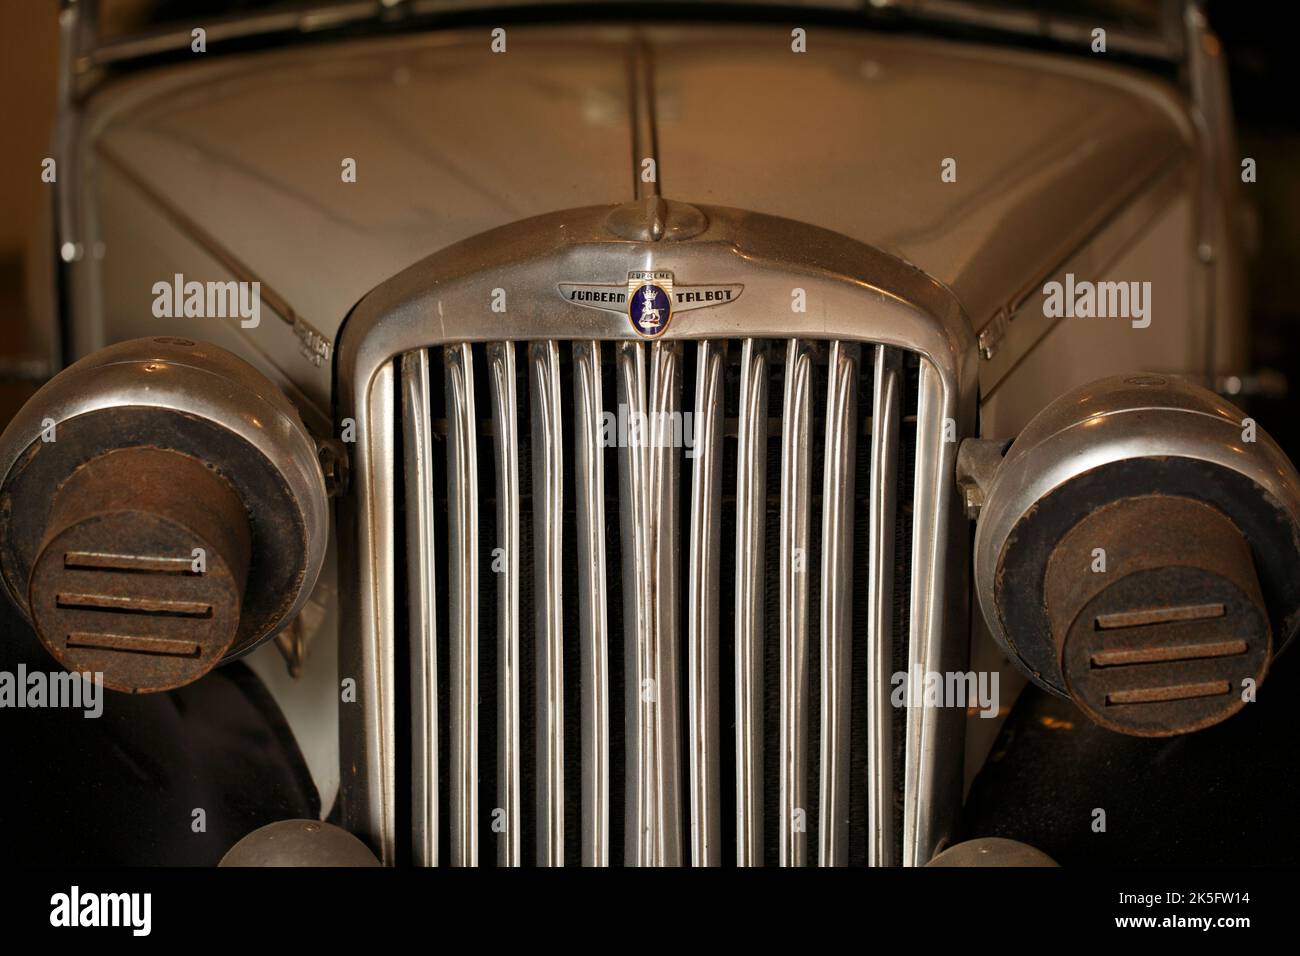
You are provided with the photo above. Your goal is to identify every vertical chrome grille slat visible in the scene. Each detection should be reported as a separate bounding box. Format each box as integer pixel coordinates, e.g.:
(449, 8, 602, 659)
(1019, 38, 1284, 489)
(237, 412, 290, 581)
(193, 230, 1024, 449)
(529, 340, 566, 866)
(649, 341, 685, 867)
(344, 360, 397, 865)
(617, 341, 655, 865)
(401, 351, 438, 868)
(687, 340, 724, 867)
(486, 342, 521, 867)
(867, 346, 902, 868)
(779, 338, 815, 867)
(734, 338, 769, 867)
(904, 359, 948, 867)
(818, 341, 860, 867)
(572, 340, 610, 867)
(444, 343, 479, 867)
(617, 340, 684, 866)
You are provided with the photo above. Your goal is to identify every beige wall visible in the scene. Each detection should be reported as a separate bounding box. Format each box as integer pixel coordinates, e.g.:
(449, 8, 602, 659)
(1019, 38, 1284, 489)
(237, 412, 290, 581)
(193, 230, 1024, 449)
(0, 1, 59, 259)
(0, 1, 58, 417)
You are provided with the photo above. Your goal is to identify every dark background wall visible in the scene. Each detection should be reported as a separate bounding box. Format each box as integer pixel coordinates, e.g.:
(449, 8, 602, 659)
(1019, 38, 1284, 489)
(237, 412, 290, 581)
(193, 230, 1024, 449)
(1203, 0, 1300, 453)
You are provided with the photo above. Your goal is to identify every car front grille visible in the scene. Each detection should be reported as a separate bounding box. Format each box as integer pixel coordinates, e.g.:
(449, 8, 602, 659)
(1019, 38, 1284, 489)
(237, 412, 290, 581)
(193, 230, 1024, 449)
(391, 337, 929, 866)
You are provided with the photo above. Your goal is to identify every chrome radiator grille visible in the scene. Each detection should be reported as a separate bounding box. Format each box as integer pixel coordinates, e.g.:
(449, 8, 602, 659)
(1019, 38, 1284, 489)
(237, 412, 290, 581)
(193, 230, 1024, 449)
(392, 337, 927, 867)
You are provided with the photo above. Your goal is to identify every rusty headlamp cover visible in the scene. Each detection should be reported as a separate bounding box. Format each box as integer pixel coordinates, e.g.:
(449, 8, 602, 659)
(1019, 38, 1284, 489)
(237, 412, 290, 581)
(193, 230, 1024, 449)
(1044, 495, 1271, 735)
(0, 337, 329, 693)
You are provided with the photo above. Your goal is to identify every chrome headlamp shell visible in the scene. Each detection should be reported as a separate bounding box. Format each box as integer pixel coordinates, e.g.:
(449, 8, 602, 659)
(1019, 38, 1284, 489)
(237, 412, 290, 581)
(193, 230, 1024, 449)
(0, 337, 329, 691)
(974, 374, 1300, 734)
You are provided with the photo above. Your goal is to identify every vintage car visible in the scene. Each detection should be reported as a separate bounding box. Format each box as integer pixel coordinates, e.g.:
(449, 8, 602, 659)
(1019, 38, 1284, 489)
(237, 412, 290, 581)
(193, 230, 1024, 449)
(2, 0, 1294, 868)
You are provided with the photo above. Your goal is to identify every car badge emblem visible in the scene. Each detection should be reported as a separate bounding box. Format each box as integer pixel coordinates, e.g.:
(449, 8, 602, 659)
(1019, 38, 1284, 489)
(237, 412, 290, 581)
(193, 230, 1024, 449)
(628, 272, 671, 336)
(558, 271, 743, 338)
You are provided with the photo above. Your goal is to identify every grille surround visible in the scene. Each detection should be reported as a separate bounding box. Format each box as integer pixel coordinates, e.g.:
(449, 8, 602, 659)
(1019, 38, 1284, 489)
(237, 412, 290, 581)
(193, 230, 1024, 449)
(336, 202, 977, 866)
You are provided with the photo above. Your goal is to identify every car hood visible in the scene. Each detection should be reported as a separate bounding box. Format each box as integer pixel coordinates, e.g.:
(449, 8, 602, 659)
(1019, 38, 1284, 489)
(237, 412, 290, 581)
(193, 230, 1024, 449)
(85, 22, 1192, 361)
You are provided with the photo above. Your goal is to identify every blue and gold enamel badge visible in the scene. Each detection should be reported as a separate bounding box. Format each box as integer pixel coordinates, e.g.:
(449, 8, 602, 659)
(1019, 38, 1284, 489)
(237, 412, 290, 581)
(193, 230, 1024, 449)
(627, 271, 672, 337)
